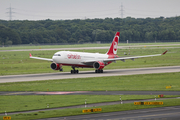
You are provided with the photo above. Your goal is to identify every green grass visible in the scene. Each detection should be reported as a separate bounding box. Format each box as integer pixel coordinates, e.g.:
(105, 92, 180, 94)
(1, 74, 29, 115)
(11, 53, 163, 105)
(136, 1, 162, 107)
(0, 72, 179, 119)
(0, 42, 180, 50)
(0, 43, 109, 50)
(0, 47, 180, 75)
(1, 98, 180, 120)
(0, 43, 180, 119)
(2, 95, 178, 113)
(0, 72, 180, 91)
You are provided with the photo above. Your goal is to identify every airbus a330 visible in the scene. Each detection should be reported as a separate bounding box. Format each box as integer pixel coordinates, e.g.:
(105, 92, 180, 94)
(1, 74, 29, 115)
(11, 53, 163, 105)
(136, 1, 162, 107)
(30, 32, 167, 74)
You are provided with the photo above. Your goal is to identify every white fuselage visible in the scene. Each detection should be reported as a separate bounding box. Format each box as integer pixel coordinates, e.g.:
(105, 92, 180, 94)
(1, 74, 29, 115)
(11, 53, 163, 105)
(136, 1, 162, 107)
(52, 51, 109, 67)
(29, 32, 167, 73)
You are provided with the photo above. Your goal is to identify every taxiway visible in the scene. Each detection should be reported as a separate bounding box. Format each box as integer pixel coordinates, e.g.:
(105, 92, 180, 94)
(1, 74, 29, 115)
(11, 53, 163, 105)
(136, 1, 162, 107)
(1, 91, 180, 96)
(1, 43, 180, 52)
(43, 105, 180, 120)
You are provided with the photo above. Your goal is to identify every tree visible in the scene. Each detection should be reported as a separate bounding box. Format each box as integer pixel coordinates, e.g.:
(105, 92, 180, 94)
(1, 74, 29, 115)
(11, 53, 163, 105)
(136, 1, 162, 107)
(145, 32, 154, 42)
(21, 32, 29, 44)
(0, 24, 21, 45)
(0, 16, 180, 44)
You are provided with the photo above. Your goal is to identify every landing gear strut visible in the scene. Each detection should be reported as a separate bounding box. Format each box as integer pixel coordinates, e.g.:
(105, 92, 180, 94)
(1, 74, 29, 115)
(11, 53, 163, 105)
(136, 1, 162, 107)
(71, 66, 79, 74)
(95, 69, 103, 73)
(59, 68, 63, 71)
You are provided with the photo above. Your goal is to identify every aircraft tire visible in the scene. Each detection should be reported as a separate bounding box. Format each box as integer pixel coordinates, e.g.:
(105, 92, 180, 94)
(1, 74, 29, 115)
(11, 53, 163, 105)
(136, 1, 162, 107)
(95, 69, 103, 73)
(71, 70, 79, 74)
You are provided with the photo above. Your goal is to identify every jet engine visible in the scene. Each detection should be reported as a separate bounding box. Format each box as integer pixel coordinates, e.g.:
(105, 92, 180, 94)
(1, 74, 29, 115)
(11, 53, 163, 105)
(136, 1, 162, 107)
(93, 61, 105, 70)
(50, 63, 60, 70)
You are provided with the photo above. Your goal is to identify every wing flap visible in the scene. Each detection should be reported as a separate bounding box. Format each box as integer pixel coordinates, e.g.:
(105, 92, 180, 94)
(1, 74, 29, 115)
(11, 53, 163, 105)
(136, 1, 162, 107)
(103, 54, 162, 62)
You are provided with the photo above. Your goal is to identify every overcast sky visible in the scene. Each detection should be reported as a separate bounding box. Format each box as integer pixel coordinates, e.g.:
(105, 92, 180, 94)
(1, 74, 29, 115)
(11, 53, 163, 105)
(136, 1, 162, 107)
(0, 0, 180, 21)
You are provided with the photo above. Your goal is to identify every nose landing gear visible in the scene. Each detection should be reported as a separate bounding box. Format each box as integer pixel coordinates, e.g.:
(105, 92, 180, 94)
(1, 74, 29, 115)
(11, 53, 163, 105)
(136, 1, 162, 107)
(71, 66, 79, 74)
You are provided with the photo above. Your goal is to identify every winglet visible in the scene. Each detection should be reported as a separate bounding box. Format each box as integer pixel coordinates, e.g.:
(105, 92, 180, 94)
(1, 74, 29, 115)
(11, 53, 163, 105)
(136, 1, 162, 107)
(29, 53, 32, 57)
(162, 50, 168, 55)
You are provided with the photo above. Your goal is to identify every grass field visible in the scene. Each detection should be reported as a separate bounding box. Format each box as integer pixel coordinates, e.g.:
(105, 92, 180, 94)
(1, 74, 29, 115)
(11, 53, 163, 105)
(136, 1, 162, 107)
(0, 43, 180, 119)
(0, 72, 180, 91)
(0, 43, 111, 50)
(0, 42, 180, 50)
(0, 72, 179, 119)
(1, 95, 179, 114)
(0, 72, 179, 116)
(1, 98, 180, 120)
(0, 47, 180, 75)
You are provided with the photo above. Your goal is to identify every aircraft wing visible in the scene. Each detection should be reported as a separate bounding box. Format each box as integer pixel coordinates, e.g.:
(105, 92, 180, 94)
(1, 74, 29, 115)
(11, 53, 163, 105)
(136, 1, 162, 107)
(103, 50, 168, 62)
(82, 50, 168, 64)
(29, 53, 53, 62)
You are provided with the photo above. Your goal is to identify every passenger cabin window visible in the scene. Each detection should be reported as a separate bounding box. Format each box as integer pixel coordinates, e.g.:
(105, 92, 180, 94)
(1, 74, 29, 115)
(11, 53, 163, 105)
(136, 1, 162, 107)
(54, 54, 61, 56)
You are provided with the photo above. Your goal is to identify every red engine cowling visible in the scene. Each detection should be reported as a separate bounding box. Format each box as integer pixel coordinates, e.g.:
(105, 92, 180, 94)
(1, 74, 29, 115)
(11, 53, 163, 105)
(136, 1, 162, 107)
(93, 61, 105, 70)
(50, 63, 60, 70)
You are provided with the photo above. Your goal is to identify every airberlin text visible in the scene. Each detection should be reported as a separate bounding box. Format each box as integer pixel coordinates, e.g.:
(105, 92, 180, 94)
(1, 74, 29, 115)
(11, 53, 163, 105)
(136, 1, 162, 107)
(67, 53, 81, 59)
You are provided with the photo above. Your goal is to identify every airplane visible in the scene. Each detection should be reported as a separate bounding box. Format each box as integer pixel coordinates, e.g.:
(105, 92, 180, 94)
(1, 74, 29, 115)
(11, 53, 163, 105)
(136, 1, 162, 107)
(29, 32, 168, 74)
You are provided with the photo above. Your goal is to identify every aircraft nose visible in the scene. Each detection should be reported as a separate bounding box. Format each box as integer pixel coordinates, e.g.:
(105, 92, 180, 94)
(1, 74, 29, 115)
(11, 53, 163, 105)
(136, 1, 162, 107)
(52, 56, 58, 63)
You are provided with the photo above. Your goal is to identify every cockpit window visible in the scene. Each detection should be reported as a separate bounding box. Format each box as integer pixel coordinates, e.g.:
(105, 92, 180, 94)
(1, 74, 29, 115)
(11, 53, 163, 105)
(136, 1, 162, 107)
(53, 54, 61, 56)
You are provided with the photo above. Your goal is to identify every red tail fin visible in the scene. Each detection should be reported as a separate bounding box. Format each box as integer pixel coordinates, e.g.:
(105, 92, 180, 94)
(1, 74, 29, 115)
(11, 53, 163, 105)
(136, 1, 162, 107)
(106, 32, 120, 55)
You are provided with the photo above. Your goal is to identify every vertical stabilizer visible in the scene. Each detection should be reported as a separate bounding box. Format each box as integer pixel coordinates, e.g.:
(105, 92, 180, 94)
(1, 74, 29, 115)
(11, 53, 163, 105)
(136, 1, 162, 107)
(106, 32, 120, 55)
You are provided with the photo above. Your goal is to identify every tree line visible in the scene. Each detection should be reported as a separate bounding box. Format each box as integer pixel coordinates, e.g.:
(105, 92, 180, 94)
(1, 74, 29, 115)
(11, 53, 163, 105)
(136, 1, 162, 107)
(0, 16, 180, 45)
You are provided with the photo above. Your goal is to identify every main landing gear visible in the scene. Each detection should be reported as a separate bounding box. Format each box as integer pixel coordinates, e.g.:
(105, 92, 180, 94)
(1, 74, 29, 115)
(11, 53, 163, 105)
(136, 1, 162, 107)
(71, 66, 79, 74)
(95, 69, 103, 73)
(70, 67, 103, 74)
(59, 68, 63, 71)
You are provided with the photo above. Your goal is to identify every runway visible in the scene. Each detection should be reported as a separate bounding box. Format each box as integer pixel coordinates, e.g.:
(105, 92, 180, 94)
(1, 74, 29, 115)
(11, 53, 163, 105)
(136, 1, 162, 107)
(0, 66, 180, 119)
(44, 105, 180, 120)
(1, 91, 180, 96)
(0, 66, 180, 83)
